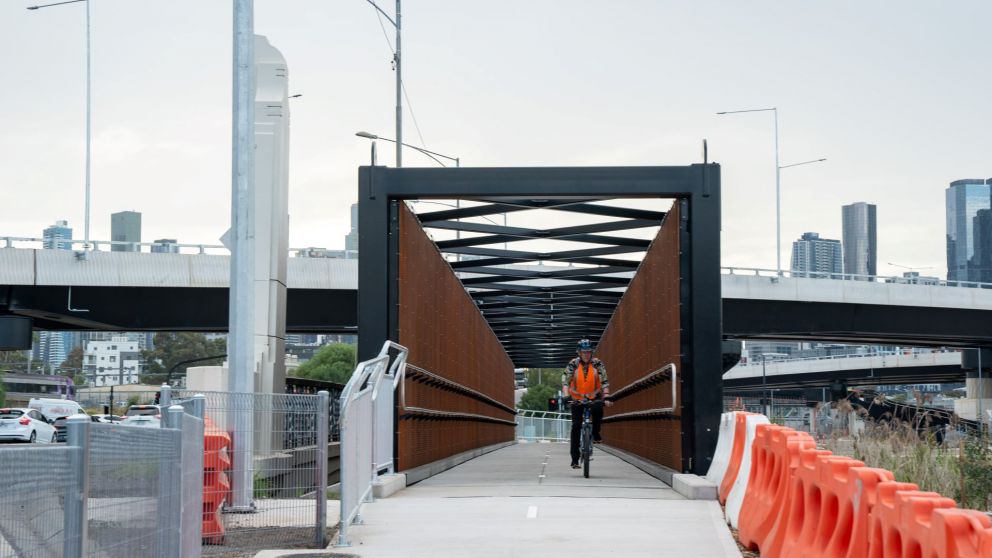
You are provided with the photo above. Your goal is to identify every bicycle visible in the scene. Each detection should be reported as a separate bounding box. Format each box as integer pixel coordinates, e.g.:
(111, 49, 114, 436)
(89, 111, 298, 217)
(573, 399, 604, 478)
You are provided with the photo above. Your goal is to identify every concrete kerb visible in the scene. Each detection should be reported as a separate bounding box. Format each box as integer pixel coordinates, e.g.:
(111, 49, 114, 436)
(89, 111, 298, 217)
(672, 474, 719, 500)
(596, 444, 679, 486)
(401, 441, 517, 486)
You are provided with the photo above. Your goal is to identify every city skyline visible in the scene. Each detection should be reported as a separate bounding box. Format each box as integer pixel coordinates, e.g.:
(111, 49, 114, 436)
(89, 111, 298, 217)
(1, 2, 990, 279)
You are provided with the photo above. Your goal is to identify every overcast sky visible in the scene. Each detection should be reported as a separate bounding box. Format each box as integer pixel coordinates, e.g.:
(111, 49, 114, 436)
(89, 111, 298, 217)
(2, 1, 989, 277)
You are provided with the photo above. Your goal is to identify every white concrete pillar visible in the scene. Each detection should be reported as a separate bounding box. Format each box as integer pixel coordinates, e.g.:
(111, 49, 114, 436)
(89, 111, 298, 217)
(251, 34, 290, 396)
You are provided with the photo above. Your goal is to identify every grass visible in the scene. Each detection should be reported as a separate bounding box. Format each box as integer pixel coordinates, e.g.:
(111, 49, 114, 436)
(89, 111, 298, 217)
(820, 400, 992, 511)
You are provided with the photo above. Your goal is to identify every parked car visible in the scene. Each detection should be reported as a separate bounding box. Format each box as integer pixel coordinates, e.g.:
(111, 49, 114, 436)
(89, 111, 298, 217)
(28, 398, 86, 422)
(121, 405, 162, 428)
(91, 414, 124, 423)
(0, 408, 57, 443)
(52, 416, 69, 442)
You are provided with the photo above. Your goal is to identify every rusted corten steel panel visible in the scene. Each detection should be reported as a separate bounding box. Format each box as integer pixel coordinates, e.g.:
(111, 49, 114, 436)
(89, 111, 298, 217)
(597, 203, 683, 471)
(396, 205, 515, 470)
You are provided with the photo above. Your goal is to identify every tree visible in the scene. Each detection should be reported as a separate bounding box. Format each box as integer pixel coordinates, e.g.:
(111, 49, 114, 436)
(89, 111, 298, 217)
(292, 343, 356, 383)
(141, 333, 226, 385)
(517, 384, 558, 411)
(60, 346, 84, 376)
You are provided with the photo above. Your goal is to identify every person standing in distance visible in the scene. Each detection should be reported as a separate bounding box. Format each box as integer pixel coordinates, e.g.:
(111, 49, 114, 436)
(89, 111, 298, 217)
(562, 338, 609, 469)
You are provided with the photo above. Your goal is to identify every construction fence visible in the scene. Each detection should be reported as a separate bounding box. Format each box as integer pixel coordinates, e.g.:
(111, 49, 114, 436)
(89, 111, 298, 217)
(0, 406, 204, 558)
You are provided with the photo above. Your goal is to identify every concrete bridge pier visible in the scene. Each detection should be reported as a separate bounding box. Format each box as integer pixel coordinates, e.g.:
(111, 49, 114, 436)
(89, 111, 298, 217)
(955, 348, 992, 424)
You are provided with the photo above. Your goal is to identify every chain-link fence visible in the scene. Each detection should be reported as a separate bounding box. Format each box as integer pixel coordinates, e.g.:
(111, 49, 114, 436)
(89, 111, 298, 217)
(173, 389, 331, 553)
(0, 407, 204, 558)
(723, 394, 813, 432)
(516, 410, 569, 442)
(0, 445, 76, 557)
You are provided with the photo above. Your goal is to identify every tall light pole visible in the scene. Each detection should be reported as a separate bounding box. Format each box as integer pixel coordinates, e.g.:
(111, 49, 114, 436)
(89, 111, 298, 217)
(28, 0, 92, 257)
(362, 0, 402, 167)
(717, 108, 780, 274)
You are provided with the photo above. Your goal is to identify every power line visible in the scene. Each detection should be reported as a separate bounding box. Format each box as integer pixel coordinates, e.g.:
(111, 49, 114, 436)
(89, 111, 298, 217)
(366, 0, 429, 151)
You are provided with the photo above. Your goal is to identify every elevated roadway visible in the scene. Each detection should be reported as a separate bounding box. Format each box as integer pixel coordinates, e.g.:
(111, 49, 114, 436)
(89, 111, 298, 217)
(4, 250, 992, 347)
(723, 350, 964, 389)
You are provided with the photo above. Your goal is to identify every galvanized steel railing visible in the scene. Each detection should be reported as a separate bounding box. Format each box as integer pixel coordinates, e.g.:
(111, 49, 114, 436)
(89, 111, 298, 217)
(336, 340, 408, 548)
(515, 409, 570, 442)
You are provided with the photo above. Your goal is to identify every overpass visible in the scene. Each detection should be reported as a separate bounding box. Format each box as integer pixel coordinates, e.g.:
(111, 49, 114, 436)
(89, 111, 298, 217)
(3, 247, 992, 347)
(722, 349, 965, 389)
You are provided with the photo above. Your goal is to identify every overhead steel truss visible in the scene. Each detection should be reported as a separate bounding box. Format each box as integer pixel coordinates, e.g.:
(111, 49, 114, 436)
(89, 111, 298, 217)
(414, 198, 663, 368)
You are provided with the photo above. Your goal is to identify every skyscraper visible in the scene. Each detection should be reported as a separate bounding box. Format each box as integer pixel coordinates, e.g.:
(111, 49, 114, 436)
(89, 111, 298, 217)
(37, 221, 74, 370)
(111, 211, 142, 252)
(791, 232, 843, 278)
(42, 220, 73, 250)
(842, 202, 877, 278)
(344, 203, 358, 256)
(973, 207, 992, 284)
(945, 179, 991, 282)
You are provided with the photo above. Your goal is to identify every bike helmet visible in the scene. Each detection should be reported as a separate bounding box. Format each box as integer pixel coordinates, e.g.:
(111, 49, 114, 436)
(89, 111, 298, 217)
(576, 339, 593, 353)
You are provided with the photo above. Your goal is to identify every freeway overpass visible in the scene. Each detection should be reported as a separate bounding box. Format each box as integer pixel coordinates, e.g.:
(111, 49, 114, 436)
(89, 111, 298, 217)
(3, 247, 992, 347)
(722, 349, 966, 389)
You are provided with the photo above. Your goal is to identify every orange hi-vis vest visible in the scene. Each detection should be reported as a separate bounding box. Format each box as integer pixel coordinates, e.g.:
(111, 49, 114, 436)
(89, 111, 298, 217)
(569, 362, 602, 400)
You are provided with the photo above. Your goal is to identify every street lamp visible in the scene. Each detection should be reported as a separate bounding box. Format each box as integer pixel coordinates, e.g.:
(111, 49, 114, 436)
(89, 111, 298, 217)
(355, 131, 459, 167)
(28, 0, 92, 258)
(717, 107, 780, 274)
(760, 352, 787, 417)
(361, 0, 403, 166)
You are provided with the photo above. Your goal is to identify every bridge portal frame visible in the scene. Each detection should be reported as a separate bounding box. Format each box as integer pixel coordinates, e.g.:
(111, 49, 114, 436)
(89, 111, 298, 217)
(357, 164, 723, 474)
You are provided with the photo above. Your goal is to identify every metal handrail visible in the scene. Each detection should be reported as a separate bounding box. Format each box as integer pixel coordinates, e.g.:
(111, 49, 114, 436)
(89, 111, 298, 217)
(734, 348, 959, 368)
(721, 266, 992, 289)
(1, 235, 356, 257)
(403, 364, 517, 415)
(602, 363, 678, 419)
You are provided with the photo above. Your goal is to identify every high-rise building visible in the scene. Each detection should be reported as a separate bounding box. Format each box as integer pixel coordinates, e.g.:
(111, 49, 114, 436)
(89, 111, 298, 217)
(151, 238, 179, 253)
(973, 208, 992, 284)
(42, 220, 73, 250)
(946, 179, 991, 282)
(344, 203, 358, 256)
(790, 232, 843, 278)
(36, 221, 75, 369)
(842, 202, 877, 278)
(111, 211, 142, 252)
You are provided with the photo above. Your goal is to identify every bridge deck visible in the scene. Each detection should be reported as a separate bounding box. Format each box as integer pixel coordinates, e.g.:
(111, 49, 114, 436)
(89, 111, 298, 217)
(340, 443, 741, 557)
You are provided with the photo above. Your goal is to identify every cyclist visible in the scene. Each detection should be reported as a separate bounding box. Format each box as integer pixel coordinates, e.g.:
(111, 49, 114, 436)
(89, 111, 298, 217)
(562, 338, 609, 469)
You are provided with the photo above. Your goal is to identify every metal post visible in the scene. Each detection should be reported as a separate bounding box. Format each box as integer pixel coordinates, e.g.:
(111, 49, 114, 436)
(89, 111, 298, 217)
(979, 348, 984, 437)
(762, 356, 769, 417)
(394, 0, 402, 167)
(160, 383, 172, 409)
(83, 0, 91, 256)
(316, 390, 329, 548)
(64, 414, 91, 558)
(773, 108, 781, 276)
(229, 0, 256, 512)
(191, 393, 206, 421)
(163, 406, 184, 558)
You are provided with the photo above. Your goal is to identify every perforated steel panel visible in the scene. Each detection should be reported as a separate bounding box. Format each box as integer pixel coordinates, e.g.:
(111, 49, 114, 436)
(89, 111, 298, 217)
(397, 205, 515, 470)
(598, 204, 684, 471)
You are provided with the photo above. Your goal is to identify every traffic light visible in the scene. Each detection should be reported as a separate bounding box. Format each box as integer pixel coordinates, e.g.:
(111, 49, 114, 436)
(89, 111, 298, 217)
(548, 398, 558, 412)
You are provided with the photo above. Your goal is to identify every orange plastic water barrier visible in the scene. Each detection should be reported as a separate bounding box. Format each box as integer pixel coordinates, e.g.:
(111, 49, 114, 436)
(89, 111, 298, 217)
(735, 422, 992, 558)
(719, 412, 753, 503)
(203, 420, 231, 545)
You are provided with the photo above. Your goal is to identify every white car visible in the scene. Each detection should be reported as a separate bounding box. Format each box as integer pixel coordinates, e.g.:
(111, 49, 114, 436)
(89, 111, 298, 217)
(0, 408, 57, 443)
(121, 405, 162, 428)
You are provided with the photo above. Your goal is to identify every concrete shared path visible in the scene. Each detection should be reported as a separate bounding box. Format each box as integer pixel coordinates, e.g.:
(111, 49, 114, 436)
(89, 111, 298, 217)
(339, 443, 741, 557)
